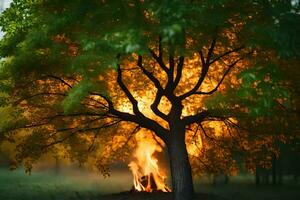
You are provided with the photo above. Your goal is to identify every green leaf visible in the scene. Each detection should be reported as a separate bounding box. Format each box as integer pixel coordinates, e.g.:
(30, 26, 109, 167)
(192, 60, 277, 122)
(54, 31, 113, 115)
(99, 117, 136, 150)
(62, 80, 93, 114)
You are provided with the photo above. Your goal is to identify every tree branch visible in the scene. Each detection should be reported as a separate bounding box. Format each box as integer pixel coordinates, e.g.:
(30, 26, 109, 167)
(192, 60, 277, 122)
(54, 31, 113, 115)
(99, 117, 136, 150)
(91, 92, 169, 142)
(116, 62, 141, 116)
(136, 55, 168, 120)
(195, 56, 244, 95)
(182, 110, 209, 126)
(158, 36, 163, 58)
(42, 120, 122, 150)
(136, 55, 163, 91)
(14, 92, 67, 104)
(199, 123, 217, 141)
(179, 50, 209, 100)
(47, 75, 73, 89)
(206, 38, 217, 64)
(168, 54, 175, 84)
(150, 89, 168, 120)
(209, 46, 244, 65)
(173, 56, 184, 89)
(178, 38, 217, 100)
(149, 48, 169, 73)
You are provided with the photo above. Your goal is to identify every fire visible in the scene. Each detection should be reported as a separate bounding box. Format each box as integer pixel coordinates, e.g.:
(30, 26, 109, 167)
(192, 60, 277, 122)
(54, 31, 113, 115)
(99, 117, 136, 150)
(128, 131, 171, 192)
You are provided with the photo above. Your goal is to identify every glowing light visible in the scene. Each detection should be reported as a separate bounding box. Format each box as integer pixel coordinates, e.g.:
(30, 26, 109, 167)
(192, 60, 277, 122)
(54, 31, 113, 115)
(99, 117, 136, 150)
(128, 131, 171, 192)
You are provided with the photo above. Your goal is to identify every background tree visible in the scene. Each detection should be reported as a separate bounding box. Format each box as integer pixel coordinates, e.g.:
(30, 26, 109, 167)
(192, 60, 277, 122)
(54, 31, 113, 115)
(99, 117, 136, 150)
(0, 1, 299, 200)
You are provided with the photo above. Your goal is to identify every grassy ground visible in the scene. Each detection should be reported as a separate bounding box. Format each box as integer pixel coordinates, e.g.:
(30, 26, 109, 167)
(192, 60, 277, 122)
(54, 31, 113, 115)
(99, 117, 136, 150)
(0, 168, 131, 200)
(0, 168, 299, 200)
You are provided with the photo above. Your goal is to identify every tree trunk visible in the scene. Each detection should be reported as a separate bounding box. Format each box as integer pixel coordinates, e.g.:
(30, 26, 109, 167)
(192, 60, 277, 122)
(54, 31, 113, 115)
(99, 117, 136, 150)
(224, 175, 229, 185)
(272, 154, 277, 185)
(264, 170, 270, 185)
(255, 166, 260, 186)
(167, 127, 194, 200)
(294, 173, 298, 183)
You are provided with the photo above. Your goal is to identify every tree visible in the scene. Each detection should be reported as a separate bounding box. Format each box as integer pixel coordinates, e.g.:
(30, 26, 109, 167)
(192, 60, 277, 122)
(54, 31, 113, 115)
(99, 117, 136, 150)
(0, 1, 299, 200)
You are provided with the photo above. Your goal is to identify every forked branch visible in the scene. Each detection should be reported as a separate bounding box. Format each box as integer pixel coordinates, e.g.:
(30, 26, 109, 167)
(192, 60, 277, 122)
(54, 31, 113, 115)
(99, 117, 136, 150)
(195, 56, 244, 95)
(92, 92, 169, 142)
(179, 38, 217, 100)
(136, 55, 168, 120)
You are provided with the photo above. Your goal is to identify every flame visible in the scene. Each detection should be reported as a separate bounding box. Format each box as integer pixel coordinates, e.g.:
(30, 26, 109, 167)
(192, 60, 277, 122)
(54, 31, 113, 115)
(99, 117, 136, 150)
(128, 131, 171, 192)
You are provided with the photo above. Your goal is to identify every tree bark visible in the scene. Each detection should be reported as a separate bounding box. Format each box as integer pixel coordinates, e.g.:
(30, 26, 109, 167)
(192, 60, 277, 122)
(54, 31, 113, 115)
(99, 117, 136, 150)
(255, 166, 260, 186)
(272, 154, 277, 185)
(224, 175, 229, 185)
(262, 169, 270, 185)
(167, 126, 194, 200)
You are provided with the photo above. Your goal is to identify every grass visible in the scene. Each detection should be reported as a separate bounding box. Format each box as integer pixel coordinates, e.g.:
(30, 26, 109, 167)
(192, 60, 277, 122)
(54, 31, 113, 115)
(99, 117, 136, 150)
(0, 168, 299, 200)
(0, 168, 131, 200)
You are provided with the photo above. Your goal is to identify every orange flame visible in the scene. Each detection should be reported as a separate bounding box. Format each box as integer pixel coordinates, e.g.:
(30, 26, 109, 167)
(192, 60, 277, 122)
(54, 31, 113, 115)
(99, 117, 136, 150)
(128, 132, 171, 192)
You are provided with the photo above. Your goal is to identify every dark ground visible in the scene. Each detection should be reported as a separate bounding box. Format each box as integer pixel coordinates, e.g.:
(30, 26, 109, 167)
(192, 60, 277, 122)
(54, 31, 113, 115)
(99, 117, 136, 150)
(100, 192, 226, 200)
(1, 168, 300, 200)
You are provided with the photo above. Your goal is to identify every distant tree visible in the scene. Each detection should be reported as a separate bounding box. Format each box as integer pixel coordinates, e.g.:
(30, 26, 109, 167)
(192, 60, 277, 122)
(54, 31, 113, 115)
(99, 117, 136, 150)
(1, 1, 299, 199)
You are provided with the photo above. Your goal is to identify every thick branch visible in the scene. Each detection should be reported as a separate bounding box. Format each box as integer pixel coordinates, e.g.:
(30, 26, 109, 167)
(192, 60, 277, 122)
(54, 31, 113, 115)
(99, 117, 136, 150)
(206, 38, 217, 64)
(93, 92, 169, 142)
(137, 55, 164, 92)
(179, 50, 209, 100)
(136, 55, 168, 120)
(149, 49, 169, 73)
(173, 56, 184, 89)
(116, 62, 141, 116)
(179, 38, 217, 100)
(168, 54, 175, 84)
(182, 110, 209, 126)
(116, 59, 168, 139)
(150, 89, 168, 120)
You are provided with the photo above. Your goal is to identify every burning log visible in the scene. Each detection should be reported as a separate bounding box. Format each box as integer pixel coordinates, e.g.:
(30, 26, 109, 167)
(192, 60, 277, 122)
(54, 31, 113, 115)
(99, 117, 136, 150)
(128, 138, 171, 193)
(131, 173, 171, 193)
